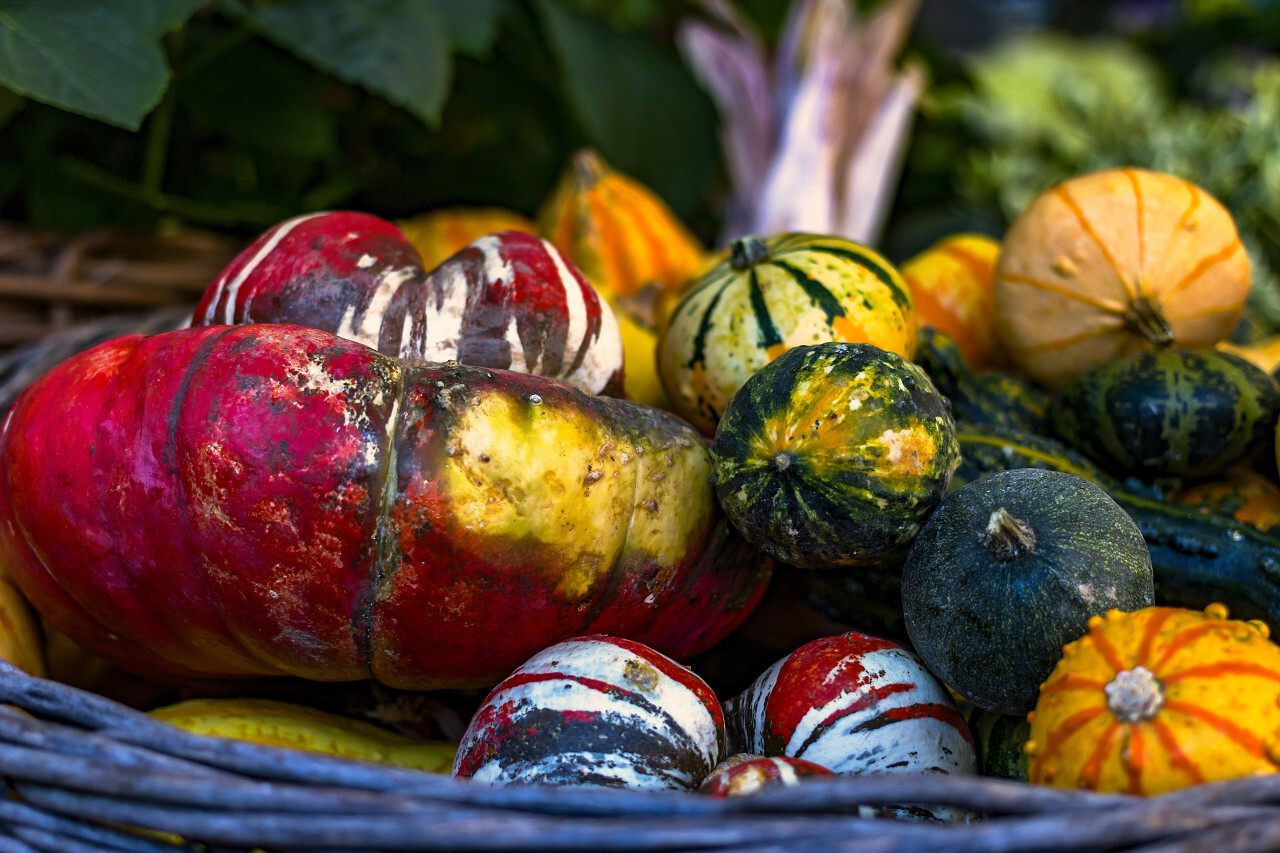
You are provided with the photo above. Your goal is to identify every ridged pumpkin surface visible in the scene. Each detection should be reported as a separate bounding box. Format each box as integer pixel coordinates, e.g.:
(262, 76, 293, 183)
(709, 343, 957, 569)
(396, 207, 536, 271)
(995, 168, 1250, 389)
(901, 233, 1006, 370)
(1027, 604, 1280, 795)
(659, 234, 916, 435)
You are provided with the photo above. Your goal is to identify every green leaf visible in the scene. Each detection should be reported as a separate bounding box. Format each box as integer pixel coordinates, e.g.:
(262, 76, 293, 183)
(435, 0, 505, 57)
(0, 0, 204, 130)
(226, 0, 452, 126)
(536, 0, 719, 216)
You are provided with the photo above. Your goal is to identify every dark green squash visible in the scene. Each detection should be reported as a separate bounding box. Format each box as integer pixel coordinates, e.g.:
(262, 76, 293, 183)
(954, 423, 1280, 629)
(901, 468, 1155, 715)
(913, 327, 1050, 434)
(708, 342, 959, 569)
(967, 707, 1030, 782)
(1050, 348, 1280, 481)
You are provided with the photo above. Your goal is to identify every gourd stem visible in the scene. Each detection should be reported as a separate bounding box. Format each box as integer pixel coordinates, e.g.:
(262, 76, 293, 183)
(730, 236, 771, 270)
(983, 508, 1036, 562)
(1124, 297, 1176, 348)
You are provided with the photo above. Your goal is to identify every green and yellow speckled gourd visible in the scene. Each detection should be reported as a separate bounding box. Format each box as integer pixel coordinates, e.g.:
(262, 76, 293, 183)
(658, 234, 916, 435)
(708, 342, 957, 569)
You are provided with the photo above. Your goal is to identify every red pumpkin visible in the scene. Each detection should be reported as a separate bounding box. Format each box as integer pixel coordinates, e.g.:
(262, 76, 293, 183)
(0, 324, 770, 689)
(192, 213, 624, 396)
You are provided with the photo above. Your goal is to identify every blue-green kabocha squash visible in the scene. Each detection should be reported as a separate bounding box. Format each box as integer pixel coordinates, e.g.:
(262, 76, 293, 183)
(901, 468, 1154, 715)
(1049, 348, 1280, 481)
(708, 342, 959, 569)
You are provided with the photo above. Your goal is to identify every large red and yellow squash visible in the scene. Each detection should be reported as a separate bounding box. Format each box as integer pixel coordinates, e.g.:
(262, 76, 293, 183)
(995, 168, 1250, 389)
(192, 212, 624, 396)
(900, 233, 1007, 370)
(0, 324, 771, 690)
(657, 234, 916, 435)
(396, 206, 536, 270)
(1027, 603, 1280, 795)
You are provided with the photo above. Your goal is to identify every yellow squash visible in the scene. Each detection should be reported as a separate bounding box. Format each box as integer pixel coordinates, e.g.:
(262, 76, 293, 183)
(151, 697, 457, 772)
(901, 233, 1007, 370)
(0, 569, 43, 677)
(1027, 603, 1280, 795)
(995, 168, 1250, 389)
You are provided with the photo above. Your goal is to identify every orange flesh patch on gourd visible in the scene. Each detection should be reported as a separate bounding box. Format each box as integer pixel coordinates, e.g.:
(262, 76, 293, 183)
(1162, 661, 1280, 685)
(831, 315, 869, 346)
(1161, 701, 1270, 760)
(1090, 630, 1129, 675)
(1037, 671, 1108, 698)
(997, 272, 1130, 313)
(1052, 183, 1137, 303)
(1160, 239, 1244, 302)
(766, 343, 789, 361)
(1079, 720, 1122, 789)
(1126, 169, 1146, 297)
(1123, 726, 1146, 794)
(1150, 623, 1224, 673)
(1039, 707, 1107, 769)
(1151, 717, 1206, 784)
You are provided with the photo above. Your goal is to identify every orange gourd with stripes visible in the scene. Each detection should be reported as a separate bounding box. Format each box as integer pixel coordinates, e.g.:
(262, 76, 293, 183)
(994, 168, 1250, 389)
(1026, 604, 1280, 795)
(901, 234, 1007, 370)
(397, 207, 536, 271)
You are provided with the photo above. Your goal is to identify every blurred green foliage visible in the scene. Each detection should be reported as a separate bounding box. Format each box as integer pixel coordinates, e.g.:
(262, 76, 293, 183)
(0, 0, 795, 242)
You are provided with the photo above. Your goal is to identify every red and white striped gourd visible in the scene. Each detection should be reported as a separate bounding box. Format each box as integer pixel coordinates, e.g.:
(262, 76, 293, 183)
(192, 212, 624, 396)
(452, 635, 725, 790)
(699, 753, 833, 798)
(725, 632, 975, 776)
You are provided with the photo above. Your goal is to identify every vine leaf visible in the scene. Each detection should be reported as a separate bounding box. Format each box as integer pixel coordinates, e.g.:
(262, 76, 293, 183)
(226, 0, 455, 127)
(0, 0, 204, 130)
(536, 0, 718, 217)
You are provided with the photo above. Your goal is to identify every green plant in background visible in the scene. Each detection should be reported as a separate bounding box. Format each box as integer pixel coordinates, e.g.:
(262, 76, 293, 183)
(0, 0, 742, 238)
(914, 29, 1280, 338)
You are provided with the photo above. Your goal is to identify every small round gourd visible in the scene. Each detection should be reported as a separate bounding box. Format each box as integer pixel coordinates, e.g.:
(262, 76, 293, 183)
(709, 342, 959, 569)
(699, 754, 833, 798)
(995, 167, 1250, 389)
(1050, 348, 1280, 480)
(901, 233, 1007, 370)
(452, 635, 725, 790)
(902, 468, 1155, 715)
(1028, 604, 1280, 795)
(724, 632, 975, 777)
(658, 233, 915, 434)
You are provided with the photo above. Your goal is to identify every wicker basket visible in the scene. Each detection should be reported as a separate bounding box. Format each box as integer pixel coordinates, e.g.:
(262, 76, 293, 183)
(1, 226, 1278, 853)
(1, 660, 1278, 853)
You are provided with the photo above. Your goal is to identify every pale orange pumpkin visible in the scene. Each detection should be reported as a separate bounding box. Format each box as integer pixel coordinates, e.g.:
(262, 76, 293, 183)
(901, 233, 1006, 370)
(1027, 603, 1280, 795)
(995, 168, 1250, 389)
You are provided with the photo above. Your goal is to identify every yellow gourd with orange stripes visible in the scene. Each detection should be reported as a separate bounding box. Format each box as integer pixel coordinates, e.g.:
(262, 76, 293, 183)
(1027, 604, 1280, 795)
(397, 207, 536, 271)
(538, 149, 709, 410)
(994, 168, 1250, 389)
(901, 233, 1007, 371)
(656, 233, 916, 436)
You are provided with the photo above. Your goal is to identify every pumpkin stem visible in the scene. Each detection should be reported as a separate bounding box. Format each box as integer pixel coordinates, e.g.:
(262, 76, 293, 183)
(983, 508, 1036, 561)
(730, 236, 771, 270)
(572, 149, 604, 189)
(1124, 296, 1176, 348)
(1105, 666, 1164, 723)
